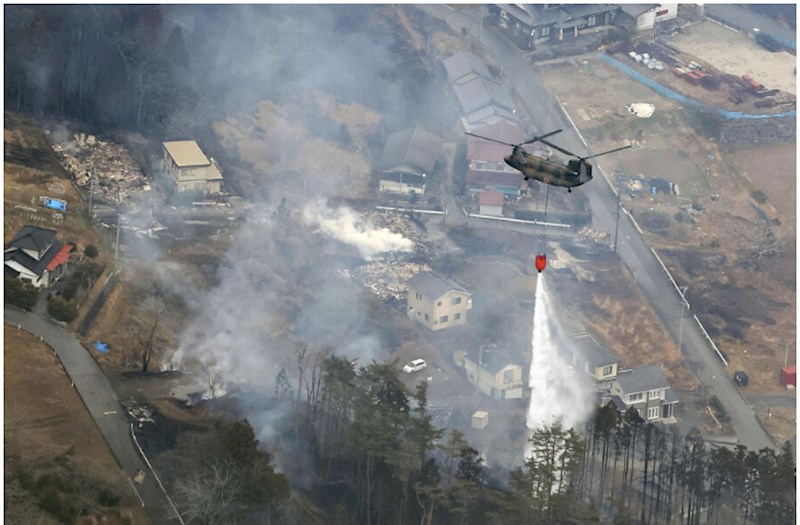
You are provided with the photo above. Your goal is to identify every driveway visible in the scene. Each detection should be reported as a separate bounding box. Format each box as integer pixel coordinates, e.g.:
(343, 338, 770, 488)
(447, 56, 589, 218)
(5, 306, 181, 524)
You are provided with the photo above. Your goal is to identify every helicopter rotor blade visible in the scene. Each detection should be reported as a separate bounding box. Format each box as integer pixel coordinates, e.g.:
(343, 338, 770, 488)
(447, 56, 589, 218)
(583, 144, 632, 160)
(465, 133, 516, 147)
(520, 129, 563, 145)
(537, 138, 580, 158)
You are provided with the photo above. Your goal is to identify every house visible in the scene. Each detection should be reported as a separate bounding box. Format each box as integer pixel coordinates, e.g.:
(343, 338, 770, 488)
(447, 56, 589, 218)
(569, 337, 620, 382)
(455, 344, 524, 400)
(162, 140, 224, 195)
(407, 271, 472, 331)
(604, 365, 679, 422)
(378, 127, 441, 196)
(443, 51, 491, 85)
(453, 76, 520, 132)
(4, 225, 70, 288)
(488, 4, 621, 48)
(466, 121, 527, 196)
(617, 4, 678, 33)
(479, 191, 504, 216)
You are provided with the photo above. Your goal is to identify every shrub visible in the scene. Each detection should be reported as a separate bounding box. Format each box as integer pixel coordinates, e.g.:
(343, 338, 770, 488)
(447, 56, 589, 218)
(4, 276, 40, 310)
(97, 488, 120, 507)
(48, 296, 78, 323)
(83, 244, 99, 258)
(750, 189, 767, 204)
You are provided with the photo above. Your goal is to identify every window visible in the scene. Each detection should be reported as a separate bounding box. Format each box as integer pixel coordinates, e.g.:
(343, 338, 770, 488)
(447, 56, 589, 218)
(587, 15, 596, 26)
(415, 292, 421, 300)
(437, 301, 442, 307)
(439, 315, 449, 324)
(648, 390, 660, 400)
(503, 369, 514, 384)
(647, 406, 660, 420)
(588, 365, 596, 374)
(454, 313, 461, 320)
(628, 392, 643, 403)
(602, 365, 613, 377)
(540, 26, 550, 37)
(424, 314, 429, 321)
(452, 297, 462, 305)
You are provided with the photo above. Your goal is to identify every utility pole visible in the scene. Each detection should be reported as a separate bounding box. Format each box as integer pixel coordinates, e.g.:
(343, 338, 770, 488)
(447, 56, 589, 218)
(785, 341, 790, 368)
(115, 218, 120, 262)
(678, 286, 689, 354)
(613, 177, 622, 252)
(88, 177, 94, 220)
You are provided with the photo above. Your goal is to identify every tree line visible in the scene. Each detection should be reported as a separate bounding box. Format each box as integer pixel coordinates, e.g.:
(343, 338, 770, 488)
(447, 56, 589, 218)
(167, 346, 793, 524)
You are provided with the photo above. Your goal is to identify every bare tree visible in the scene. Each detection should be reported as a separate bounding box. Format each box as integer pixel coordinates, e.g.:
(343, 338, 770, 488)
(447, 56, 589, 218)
(128, 295, 174, 373)
(743, 222, 786, 270)
(174, 459, 244, 525)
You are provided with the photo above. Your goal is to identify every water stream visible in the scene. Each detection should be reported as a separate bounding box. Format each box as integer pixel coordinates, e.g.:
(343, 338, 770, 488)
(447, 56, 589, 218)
(525, 273, 593, 457)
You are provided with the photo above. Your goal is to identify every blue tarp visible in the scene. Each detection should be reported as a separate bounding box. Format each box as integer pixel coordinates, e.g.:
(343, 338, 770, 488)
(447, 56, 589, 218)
(45, 198, 68, 211)
(93, 341, 108, 353)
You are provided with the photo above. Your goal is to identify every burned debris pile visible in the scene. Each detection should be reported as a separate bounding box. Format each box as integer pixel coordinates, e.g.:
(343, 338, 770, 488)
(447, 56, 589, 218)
(340, 261, 431, 302)
(51, 133, 150, 207)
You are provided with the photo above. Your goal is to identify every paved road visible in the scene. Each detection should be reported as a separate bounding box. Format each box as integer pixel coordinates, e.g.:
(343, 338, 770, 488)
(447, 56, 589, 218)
(5, 307, 180, 524)
(705, 4, 796, 46)
(419, 5, 779, 452)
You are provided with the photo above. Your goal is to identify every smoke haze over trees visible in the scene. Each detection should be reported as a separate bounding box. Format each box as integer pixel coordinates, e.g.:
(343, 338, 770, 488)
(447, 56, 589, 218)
(5, 4, 442, 135)
(5, 4, 795, 523)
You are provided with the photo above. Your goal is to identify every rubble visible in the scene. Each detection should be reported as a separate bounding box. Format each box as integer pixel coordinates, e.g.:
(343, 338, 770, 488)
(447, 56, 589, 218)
(51, 133, 149, 207)
(121, 398, 155, 426)
(340, 261, 431, 302)
(359, 210, 423, 246)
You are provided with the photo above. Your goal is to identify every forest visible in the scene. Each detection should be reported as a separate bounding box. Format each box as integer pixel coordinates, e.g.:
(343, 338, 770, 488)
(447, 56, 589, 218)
(155, 353, 796, 524)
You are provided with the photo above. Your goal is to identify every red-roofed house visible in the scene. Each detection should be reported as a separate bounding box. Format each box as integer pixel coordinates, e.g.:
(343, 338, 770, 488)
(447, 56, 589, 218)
(466, 122, 526, 196)
(4, 225, 70, 287)
(479, 191, 505, 216)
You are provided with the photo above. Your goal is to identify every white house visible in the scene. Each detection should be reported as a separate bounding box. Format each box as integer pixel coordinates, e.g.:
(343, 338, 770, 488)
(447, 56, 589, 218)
(618, 4, 678, 32)
(604, 365, 679, 422)
(162, 140, 224, 194)
(407, 271, 472, 331)
(4, 225, 70, 288)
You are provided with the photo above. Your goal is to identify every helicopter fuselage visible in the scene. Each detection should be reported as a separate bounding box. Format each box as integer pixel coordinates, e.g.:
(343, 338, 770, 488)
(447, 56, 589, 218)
(505, 146, 592, 189)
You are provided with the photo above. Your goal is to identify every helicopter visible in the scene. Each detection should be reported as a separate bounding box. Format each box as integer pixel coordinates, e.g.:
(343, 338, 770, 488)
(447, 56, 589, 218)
(465, 129, 631, 192)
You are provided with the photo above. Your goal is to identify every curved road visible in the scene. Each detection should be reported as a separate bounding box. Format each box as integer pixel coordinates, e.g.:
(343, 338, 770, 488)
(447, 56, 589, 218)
(420, 5, 778, 452)
(5, 307, 180, 524)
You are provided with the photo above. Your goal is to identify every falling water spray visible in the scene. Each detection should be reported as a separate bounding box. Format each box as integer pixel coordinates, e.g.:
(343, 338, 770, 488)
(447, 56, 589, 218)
(525, 273, 594, 458)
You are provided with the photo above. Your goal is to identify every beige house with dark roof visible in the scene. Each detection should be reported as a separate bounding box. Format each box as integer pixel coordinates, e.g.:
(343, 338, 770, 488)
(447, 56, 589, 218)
(406, 271, 472, 331)
(455, 344, 524, 400)
(162, 140, 224, 194)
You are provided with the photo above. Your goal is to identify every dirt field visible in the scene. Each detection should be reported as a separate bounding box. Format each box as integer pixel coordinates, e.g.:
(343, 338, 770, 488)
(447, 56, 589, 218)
(537, 23, 795, 436)
(4, 326, 148, 524)
(668, 19, 797, 94)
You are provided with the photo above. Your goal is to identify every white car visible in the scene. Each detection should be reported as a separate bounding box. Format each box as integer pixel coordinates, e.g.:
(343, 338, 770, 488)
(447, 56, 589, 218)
(403, 359, 427, 374)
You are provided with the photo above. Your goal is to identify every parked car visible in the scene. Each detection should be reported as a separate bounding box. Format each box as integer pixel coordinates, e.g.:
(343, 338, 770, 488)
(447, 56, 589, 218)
(403, 359, 427, 374)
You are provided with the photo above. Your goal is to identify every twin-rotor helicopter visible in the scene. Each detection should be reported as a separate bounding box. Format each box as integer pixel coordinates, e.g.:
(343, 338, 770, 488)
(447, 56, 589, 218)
(466, 129, 631, 192)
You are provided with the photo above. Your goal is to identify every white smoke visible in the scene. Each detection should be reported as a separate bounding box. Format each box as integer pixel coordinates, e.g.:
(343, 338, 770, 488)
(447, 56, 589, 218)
(302, 199, 414, 260)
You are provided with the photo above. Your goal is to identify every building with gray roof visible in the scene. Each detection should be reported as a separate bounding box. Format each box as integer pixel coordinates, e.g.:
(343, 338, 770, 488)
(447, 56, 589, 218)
(604, 365, 678, 422)
(407, 271, 472, 331)
(378, 127, 441, 196)
(443, 51, 491, 85)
